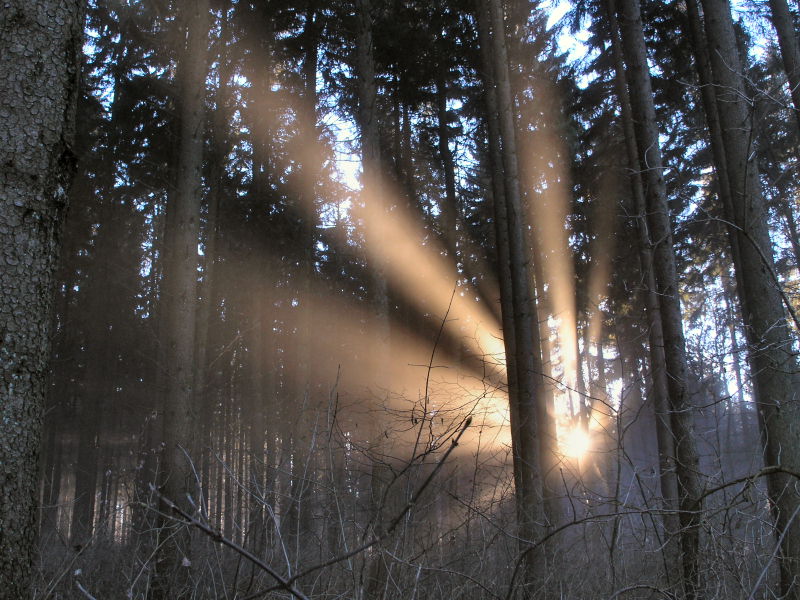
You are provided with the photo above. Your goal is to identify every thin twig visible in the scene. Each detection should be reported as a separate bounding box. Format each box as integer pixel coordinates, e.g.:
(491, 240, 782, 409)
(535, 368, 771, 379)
(696, 465, 800, 506)
(149, 484, 311, 600)
(748, 501, 800, 600)
(606, 584, 676, 599)
(74, 579, 98, 600)
(240, 416, 472, 600)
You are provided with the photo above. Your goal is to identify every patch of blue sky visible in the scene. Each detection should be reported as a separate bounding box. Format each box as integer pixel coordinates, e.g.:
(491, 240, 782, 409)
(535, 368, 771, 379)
(731, 0, 777, 61)
(544, 0, 597, 89)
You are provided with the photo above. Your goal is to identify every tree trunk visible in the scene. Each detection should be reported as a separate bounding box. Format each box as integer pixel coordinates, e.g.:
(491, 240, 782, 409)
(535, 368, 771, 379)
(290, 3, 321, 564)
(154, 0, 210, 596)
(478, 0, 550, 595)
(0, 2, 83, 595)
(684, 0, 754, 357)
(767, 0, 800, 136)
(614, 0, 704, 596)
(606, 1, 681, 587)
(355, 2, 393, 597)
(194, 4, 234, 525)
(70, 189, 123, 548)
(356, 0, 390, 363)
(700, 0, 800, 596)
(475, 0, 523, 506)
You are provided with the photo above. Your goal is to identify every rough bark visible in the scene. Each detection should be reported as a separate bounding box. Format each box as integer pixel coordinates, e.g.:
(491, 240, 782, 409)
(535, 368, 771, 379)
(154, 0, 210, 596)
(614, 0, 704, 596)
(700, 0, 800, 596)
(0, 1, 83, 595)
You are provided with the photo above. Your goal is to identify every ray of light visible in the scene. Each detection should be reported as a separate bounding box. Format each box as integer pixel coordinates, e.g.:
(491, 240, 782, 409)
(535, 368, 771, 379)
(585, 167, 619, 351)
(360, 183, 507, 373)
(519, 82, 578, 398)
(241, 66, 509, 389)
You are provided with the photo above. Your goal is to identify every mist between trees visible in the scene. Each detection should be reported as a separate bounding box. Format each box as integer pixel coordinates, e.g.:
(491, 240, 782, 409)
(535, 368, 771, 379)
(2, 0, 800, 598)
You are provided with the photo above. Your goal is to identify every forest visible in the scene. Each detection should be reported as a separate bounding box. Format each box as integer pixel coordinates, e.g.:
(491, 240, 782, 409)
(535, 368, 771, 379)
(1, 0, 799, 598)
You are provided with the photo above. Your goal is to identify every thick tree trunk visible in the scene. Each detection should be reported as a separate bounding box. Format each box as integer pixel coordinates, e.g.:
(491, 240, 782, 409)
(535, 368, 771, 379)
(0, 2, 83, 595)
(614, 0, 704, 596)
(154, 0, 210, 596)
(700, 1, 800, 596)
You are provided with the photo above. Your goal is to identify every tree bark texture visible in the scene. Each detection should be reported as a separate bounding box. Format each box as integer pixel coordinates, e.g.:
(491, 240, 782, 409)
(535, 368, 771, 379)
(614, 0, 704, 596)
(700, 0, 800, 596)
(0, 1, 83, 596)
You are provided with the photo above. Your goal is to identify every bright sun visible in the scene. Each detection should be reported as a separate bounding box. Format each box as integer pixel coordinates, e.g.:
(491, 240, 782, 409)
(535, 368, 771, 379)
(560, 426, 591, 459)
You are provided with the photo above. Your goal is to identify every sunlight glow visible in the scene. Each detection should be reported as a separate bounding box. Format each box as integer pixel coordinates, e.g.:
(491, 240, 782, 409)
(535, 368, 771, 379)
(560, 426, 591, 460)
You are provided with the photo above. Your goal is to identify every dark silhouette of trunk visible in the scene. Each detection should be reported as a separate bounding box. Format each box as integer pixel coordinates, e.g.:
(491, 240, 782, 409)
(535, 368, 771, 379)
(0, 1, 83, 595)
(684, 0, 750, 336)
(700, 0, 800, 595)
(606, 1, 681, 587)
(154, 1, 210, 596)
(478, 0, 551, 595)
(530, 232, 562, 524)
(357, 0, 390, 357)
(194, 5, 235, 523)
(356, 2, 393, 597)
(70, 322, 105, 547)
(613, 0, 704, 596)
(475, 0, 523, 503)
(247, 277, 269, 542)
